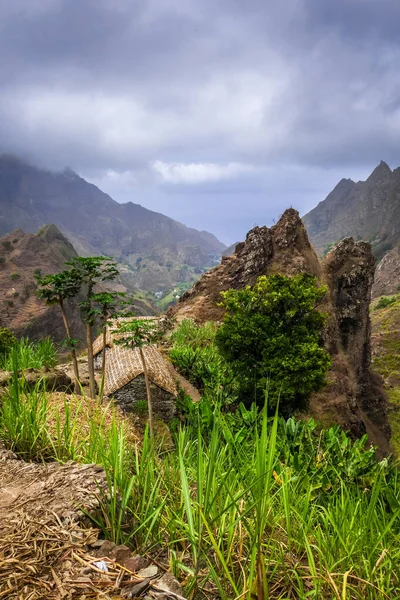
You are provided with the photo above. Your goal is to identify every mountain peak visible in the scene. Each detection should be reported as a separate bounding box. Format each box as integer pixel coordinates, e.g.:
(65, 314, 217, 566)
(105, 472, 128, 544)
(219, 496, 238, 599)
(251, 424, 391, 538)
(367, 161, 392, 182)
(303, 160, 400, 256)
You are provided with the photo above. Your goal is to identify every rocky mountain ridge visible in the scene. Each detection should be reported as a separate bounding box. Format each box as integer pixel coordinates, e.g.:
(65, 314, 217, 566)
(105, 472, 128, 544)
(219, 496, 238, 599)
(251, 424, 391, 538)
(303, 161, 400, 258)
(170, 209, 391, 452)
(0, 155, 225, 292)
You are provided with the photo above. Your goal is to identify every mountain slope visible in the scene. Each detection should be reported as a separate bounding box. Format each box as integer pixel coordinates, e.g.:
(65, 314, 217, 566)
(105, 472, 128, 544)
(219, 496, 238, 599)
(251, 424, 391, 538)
(0, 225, 83, 342)
(303, 161, 400, 258)
(0, 225, 157, 342)
(371, 296, 400, 453)
(0, 155, 225, 292)
(373, 244, 400, 298)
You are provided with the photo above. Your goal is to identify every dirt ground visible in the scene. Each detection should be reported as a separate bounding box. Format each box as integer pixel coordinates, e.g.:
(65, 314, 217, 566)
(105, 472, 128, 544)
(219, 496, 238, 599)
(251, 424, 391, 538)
(0, 447, 184, 600)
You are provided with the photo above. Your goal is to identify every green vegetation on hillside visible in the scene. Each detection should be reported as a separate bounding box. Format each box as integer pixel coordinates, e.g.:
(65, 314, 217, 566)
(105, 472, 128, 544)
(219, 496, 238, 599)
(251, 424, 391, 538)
(0, 336, 57, 370)
(0, 358, 399, 599)
(170, 274, 331, 415)
(371, 295, 400, 454)
(169, 319, 238, 404)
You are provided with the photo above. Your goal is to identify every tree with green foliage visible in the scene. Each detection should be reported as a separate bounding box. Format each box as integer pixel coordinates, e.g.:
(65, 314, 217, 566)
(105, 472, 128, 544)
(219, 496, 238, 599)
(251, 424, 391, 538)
(90, 291, 126, 401)
(215, 273, 331, 413)
(67, 257, 119, 399)
(112, 317, 160, 440)
(35, 271, 82, 391)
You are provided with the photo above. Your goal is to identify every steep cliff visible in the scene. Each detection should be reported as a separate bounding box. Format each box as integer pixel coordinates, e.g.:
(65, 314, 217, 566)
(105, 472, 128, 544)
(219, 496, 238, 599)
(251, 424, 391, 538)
(170, 209, 391, 451)
(171, 209, 321, 323)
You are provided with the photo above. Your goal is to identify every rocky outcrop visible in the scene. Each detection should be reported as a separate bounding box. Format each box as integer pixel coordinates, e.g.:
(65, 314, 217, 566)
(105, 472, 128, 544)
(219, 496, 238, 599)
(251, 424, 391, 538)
(170, 209, 321, 323)
(170, 210, 391, 452)
(310, 239, 391, 453)
(0, 367, 74, 393)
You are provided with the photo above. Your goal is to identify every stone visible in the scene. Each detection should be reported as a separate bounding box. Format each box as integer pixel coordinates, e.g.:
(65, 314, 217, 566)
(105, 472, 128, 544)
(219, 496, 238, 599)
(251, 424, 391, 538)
(122, 579, 150, 598)
(94, 540, 117, 558)
(122, 555, 150, 572)
(137, 565, 158, 578)
(157, 572, 185, 597)
(112, 375, 176, 422)
(0, 367, 73, 393)
(111, 544, 132, 564)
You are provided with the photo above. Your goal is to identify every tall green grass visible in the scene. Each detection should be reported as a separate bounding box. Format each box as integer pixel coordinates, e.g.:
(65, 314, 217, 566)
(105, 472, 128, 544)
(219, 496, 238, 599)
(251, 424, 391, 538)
(0, 337, 57, 370)
(0, 358, 399, 599)
(89, 402, 400, 599)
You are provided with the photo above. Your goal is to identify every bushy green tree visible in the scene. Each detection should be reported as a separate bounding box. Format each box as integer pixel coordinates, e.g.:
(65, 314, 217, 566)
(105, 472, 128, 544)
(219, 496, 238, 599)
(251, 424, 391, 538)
(215, 273, 331, 413)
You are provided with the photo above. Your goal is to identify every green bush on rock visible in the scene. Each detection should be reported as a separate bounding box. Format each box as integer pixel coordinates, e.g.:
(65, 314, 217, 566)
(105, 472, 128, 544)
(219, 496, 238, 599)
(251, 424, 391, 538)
(216, 273, 331, 413)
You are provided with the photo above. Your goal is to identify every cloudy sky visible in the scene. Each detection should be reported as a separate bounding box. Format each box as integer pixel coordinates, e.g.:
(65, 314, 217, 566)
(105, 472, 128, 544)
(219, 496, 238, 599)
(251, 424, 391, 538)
(1, 0, 400, 244)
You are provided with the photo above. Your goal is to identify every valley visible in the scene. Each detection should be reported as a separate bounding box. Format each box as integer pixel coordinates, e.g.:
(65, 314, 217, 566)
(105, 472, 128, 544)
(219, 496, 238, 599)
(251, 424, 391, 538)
(2, 156, 400, 599)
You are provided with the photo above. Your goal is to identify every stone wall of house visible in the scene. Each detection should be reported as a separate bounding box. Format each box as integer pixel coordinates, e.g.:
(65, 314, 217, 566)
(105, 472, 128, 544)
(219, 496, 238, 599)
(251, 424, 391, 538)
(111, 374, 177, 421)
(93, 348, 111, 371)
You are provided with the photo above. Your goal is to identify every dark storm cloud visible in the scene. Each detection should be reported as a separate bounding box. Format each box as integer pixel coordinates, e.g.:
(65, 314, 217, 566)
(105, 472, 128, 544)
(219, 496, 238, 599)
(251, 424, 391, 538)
(0, 0, 399, 242)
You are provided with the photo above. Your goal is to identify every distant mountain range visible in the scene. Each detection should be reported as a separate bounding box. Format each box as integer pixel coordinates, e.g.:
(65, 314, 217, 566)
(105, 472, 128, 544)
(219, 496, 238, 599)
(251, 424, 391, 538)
(303, 161, 400, 259)
(0, 155, 225, 292)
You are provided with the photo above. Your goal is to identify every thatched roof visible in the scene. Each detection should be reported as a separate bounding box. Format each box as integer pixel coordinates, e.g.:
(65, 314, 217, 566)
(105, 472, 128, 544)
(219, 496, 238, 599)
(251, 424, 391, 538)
(92, 316, 161, 357)
(103, 345, 178, 397)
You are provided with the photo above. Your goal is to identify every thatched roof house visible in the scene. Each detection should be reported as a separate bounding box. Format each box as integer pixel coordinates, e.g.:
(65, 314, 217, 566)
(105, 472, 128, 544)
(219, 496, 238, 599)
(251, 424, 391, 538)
(103, 344, 177, 398)
(92, 318, 178, 420)
(92, 316, 161, 357)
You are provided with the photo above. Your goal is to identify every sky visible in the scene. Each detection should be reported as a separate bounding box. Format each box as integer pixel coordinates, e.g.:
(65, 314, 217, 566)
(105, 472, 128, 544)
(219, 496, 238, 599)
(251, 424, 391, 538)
(1, 0, 400, 244)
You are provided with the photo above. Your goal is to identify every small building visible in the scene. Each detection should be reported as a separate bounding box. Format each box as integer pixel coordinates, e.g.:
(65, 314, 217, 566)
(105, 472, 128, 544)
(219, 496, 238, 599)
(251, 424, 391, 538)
(102, 344, 178, 421)
(92, 318, 178, 420)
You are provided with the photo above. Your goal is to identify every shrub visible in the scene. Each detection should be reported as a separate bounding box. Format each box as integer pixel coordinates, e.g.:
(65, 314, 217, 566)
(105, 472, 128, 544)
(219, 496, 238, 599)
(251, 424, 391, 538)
(2, 241, 12, 251)
(169, 319, 238, 404)
(216, 273, 331, 413)
(0, 257, 5, 265)
(374, 295, 398, 311)
(0, 327, 17, 357)
(10, 272, 20, 280)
